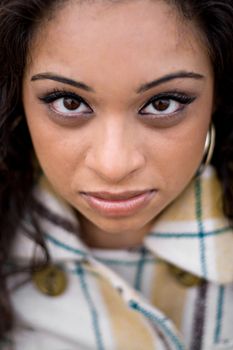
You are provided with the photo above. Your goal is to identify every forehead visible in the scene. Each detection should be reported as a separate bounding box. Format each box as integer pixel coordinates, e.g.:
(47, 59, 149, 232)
(27, 0, 212, 87)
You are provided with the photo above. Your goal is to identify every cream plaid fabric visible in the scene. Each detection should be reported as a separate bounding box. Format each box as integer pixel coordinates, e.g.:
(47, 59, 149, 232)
(146, 166, 233, 284)
(7, 166, 233, 350)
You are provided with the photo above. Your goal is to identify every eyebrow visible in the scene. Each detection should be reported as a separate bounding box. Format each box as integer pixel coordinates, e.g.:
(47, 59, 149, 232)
(136, 71, 204, 94)
(31, 70, 204, 94)
(31, 73, 95, 92)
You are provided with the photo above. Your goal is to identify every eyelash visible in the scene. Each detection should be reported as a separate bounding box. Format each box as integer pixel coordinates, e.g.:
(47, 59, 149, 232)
(140, 92, 195, 113)
(39, 89, 196, 122)
(39, 90, 92, 110)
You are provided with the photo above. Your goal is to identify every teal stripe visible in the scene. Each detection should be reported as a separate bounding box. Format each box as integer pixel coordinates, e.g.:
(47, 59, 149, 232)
(134, 248, 147, 291)
(129, 301, 184, 350)
(149, 226, 231, 239)
(195, 178, 207, 278)
(99, 256, 157, 266)
(214, 286, 225, 343)
(45, 232, 158, 266)
(45, 233, 87, 257)
(76, 263, 105, 350)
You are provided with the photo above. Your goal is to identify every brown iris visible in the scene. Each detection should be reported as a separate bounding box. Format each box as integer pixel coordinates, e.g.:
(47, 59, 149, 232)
(153, 99, 170, 111)
(63, 98, 81, 110)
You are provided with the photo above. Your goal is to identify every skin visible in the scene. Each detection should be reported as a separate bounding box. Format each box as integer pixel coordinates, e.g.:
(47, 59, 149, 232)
(23, 0, 214, 249)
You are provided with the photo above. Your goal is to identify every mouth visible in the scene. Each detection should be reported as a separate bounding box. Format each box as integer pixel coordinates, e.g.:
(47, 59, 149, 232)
(80, 189, 156, 217)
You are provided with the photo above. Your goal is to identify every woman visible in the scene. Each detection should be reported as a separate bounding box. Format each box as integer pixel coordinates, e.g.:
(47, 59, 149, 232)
(0, 0, 233, 349)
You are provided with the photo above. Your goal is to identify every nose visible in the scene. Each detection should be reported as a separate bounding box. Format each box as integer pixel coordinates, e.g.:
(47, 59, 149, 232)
(85, 121, 145, 184)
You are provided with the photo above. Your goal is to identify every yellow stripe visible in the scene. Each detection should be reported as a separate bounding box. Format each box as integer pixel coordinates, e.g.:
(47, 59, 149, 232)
(151, 262, 187, 330)
(98, 277, 157, 350)
(201, 175, 223, 219)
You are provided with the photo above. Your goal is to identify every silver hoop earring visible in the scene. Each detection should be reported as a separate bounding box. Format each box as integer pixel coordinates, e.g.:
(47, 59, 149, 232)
(197, 124, 216, 176)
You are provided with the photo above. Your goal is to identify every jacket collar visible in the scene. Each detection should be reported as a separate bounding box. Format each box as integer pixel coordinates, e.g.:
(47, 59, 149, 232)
(145, 166, 233, 284)
(12, 166, 233, 284)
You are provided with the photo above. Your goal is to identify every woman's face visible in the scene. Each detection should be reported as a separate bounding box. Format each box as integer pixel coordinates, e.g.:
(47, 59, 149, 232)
(23, 0, 214, 248)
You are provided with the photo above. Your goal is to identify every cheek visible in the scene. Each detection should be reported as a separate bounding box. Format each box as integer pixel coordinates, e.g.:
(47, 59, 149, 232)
(146, 116, 211, 191)
(25, 115, 88, 190)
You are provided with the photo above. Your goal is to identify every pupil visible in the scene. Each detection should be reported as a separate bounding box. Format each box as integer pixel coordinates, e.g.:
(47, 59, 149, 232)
(63, 98, 80, 110)
(154, 99, 170, 111)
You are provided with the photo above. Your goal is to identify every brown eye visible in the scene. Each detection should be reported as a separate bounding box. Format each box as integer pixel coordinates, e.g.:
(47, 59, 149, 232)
(140, 98, 181, 115)
(153, 99, 170, 111)
(63, 98, 81, 110)
(139, 93, 196, 119)
(50, 96, 92, 116)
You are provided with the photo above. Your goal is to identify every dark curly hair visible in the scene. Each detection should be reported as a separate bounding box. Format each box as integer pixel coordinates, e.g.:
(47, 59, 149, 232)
(0, 0, 233, 341)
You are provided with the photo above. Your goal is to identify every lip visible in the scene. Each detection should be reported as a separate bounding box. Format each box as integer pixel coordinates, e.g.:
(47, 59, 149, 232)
(80, 190, 156, 217)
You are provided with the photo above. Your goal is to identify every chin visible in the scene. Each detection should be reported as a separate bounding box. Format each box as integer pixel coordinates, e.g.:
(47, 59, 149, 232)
(93, 215, 152, 235)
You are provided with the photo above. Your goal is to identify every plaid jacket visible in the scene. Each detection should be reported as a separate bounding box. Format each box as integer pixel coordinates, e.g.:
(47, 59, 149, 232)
(5, 166, 233, 350)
